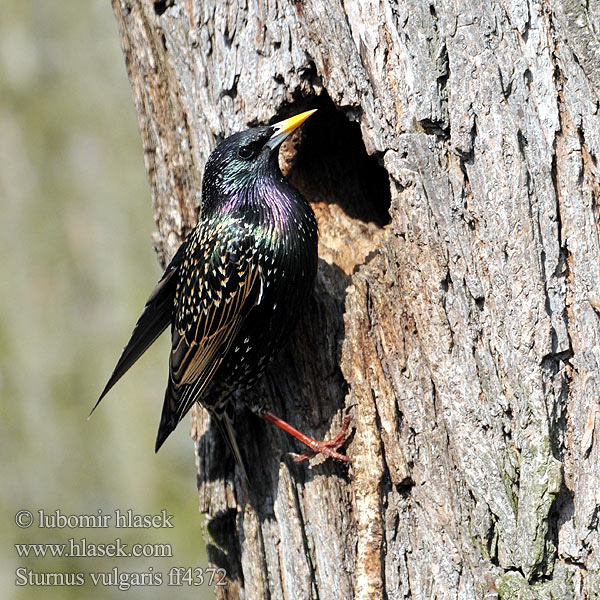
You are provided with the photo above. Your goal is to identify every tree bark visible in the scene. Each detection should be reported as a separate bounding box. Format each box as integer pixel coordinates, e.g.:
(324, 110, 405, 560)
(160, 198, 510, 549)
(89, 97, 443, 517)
(112, 0, 600, 598)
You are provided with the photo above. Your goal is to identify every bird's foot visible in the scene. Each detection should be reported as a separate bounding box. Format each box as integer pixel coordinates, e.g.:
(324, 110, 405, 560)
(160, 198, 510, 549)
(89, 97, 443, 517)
(290, 413, 353, 464)
(261, 411, 352, 464)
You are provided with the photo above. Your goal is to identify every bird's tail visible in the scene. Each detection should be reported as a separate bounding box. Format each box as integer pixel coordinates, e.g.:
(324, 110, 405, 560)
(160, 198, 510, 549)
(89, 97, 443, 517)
(213, 410, 249, 483)
(156, 382, 249, 482)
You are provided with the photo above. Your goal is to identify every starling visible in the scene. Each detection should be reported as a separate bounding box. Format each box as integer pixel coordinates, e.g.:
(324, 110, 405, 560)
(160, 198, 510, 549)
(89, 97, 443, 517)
(91, 109, 350, 471)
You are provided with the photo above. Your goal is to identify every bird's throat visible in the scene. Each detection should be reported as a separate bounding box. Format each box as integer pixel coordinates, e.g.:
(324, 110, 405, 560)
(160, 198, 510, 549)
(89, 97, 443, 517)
(216, 175, 298, 231)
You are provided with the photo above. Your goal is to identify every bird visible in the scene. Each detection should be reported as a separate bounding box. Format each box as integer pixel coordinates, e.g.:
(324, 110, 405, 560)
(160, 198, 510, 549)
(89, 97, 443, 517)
(90, 109, 351, 473)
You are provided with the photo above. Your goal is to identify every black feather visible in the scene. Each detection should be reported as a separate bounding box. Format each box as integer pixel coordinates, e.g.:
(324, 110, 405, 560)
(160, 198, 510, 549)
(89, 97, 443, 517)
(89, 241, 187, 418)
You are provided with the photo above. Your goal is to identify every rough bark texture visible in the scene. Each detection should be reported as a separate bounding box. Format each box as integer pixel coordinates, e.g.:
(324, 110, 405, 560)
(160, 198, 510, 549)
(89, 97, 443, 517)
(112, 0, 600, 598)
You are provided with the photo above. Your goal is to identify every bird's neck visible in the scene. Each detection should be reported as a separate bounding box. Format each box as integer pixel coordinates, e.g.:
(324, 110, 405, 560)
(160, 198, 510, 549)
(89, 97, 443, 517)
(207, 175, 303, 231)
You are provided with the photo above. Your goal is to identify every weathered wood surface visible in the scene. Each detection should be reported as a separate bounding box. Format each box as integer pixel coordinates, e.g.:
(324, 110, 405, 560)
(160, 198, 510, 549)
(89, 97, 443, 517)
(112, 0, 600, 598)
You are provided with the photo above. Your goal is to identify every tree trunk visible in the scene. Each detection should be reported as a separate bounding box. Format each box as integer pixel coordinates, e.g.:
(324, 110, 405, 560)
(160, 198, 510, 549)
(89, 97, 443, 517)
(112, 0, 600, 598)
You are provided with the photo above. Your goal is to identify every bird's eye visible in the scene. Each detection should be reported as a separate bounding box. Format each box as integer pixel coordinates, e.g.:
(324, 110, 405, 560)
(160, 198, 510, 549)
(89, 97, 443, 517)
(238, 145, 255, 160)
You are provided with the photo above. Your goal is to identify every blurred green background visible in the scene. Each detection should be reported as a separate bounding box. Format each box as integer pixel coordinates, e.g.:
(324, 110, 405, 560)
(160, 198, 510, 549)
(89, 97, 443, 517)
(1, 2, 212, 598)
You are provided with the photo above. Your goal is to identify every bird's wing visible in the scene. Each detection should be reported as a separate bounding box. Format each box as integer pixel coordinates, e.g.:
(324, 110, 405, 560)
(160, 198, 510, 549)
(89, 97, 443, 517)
(89, 240, 188, 417)
(155, 222, 264, 450)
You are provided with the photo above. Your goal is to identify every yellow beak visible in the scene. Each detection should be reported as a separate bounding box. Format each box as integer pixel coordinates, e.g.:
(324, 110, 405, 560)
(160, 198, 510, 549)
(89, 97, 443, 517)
(266, 109, 317, 150)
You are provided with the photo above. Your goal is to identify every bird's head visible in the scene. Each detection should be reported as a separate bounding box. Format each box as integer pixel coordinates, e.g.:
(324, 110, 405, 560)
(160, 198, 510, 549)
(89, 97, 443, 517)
(201, 109, 316, 214)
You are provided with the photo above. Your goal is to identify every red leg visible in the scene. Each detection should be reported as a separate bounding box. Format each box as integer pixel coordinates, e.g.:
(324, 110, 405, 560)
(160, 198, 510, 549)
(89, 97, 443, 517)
(261, 411, 352, 464)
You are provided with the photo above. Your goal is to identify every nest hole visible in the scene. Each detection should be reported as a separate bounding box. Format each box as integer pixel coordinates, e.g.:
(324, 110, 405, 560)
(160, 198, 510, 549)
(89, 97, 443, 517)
(281, 94, 391, 275)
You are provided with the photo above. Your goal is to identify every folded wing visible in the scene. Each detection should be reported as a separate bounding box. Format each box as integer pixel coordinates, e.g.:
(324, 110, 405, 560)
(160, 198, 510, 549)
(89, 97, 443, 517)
(89, 241, 188, 417)
(154, 222, 263, 451)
